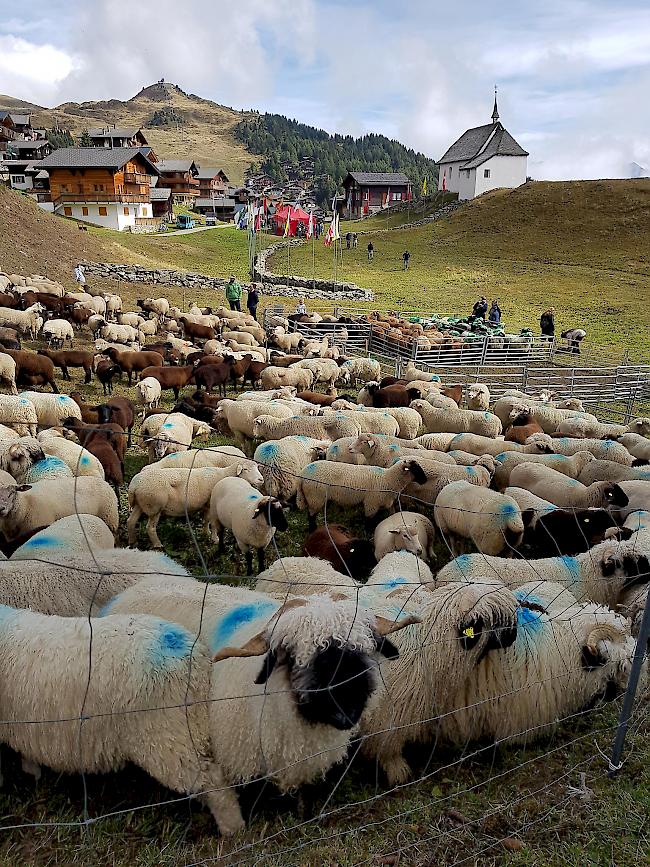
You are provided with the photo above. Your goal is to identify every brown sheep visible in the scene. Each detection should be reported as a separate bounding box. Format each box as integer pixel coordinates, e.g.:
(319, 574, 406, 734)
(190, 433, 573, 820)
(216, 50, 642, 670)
(95, 360, 120, 395)
(2, 349, 58, 392)
(144, 342, 181, 364)
(193, 362, 231, 396)
(369, 383, 422, 408)
(225, 353, 252, 388)
(37, 349, 94, 383)
(179, 317, 216, 342)
(102, 347, 164, 386)
(243, 361, 269, 388)
(303, 524, 377, 578)
(96, 397, 135, 447)
(69, 306, 93, 329)
(62, 416, 127, 466)
(441, 384, 463, 406)
(83, 437, 124, 493)
(504, 408, 545, 444)
(295, 391, 337, 407)
(69, 392, 101, 424)
(0, 293, 21, 309)
(268, 352, 303, 367)
(138, 365, 195, 400)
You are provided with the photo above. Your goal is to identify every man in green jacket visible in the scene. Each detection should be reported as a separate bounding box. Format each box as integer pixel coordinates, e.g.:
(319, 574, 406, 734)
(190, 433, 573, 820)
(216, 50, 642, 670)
(225, 275, 242, 311)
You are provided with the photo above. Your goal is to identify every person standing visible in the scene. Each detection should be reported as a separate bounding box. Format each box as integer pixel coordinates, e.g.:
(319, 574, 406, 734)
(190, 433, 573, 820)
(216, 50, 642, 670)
(352, 233, 358, 248)
(246, 282, 260, 321)
(225, 275, 242, 312)
(488, 300, 501, 325)
(296, 298, 307, 315)
(74, 263, 88, 289)
(367, 241, 374, 261)
(402, 250, 411, 270)
(540, 307, 555, 337)
(346, 231, 352, 250)
(471, 296, 488, 321)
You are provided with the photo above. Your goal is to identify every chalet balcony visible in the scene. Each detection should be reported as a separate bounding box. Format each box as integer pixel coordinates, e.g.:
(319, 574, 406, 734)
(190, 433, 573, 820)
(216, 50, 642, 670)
(123, 172, 150, 185)
(54, 193, 149, 204)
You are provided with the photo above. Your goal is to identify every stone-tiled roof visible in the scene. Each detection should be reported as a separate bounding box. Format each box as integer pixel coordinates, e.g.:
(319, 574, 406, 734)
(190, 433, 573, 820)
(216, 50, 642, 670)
(40, 147, 159, 173)
(89, 127, 140, 139)
(347, 171, 410, 186)
(156, 159, 198, 174)
(149, 187, 172, 200)
(439, 122, 528, 165)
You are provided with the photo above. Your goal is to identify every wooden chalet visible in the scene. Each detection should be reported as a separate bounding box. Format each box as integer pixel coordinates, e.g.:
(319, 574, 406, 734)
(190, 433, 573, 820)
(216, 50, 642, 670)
(150, 186, 173, 221)
(39, 147, 160, 231)
(195, 166, 230, 197)
(89, 127, 149, 148)
(155, 159, 200, 203)
(341, 171, 411, 217)
(0, 112, 32, 135)
(3, 139, 51, 161)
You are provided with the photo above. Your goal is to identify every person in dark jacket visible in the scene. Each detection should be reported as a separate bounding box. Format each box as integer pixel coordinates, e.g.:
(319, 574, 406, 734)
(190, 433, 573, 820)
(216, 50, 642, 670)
(367, 242, 374, 261)
(402, 250, 411, 270)
(540, 307, 555, 337)
(247, 283, 260, 320)
(471, 296, 488, 321)
(488, 300, 501, 325)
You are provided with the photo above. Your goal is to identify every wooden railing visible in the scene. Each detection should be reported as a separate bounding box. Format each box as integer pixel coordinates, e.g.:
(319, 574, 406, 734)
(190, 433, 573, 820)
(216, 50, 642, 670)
(123, 172, 149, 185)
(54, 193, 149, 204)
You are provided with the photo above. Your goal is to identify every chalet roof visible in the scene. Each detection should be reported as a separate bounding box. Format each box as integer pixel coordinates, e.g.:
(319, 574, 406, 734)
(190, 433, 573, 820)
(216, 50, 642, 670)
(195, 197, 235, 207)
(195, 166, 229, 180)
(156, 159, 198, 175)
(5, 140, 49, 151)
(438, 121, 528, 165)
(149, 187, 172, 201)
(40, 147, 160, 174)
(346, 171, 410, 186)
(88, 127, 144, 139)
(0, 112, 31, 126)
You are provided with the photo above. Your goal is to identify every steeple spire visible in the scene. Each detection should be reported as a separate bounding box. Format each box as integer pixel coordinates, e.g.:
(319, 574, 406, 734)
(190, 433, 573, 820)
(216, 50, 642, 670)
(491, 85, 499, 123)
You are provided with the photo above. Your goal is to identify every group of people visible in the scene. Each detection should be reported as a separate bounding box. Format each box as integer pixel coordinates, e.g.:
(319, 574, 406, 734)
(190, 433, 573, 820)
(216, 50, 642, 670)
(224, 276, 306, 320)
(345, 232, 359, 249)
(470, 296, 501, 325)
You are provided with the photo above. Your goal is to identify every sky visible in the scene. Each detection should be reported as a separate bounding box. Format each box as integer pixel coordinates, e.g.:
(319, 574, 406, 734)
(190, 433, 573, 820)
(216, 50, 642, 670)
(1, 0, 649, 179)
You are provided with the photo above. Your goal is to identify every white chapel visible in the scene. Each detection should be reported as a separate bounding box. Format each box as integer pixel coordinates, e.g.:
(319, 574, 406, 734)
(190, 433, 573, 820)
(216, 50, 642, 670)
(437, 93, 528, 200)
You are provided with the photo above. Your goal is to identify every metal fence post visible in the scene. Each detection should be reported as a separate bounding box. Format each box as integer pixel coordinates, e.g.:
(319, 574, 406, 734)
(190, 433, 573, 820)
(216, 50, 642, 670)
(608, 589, 650, 777)
(480, 337, 489, 366)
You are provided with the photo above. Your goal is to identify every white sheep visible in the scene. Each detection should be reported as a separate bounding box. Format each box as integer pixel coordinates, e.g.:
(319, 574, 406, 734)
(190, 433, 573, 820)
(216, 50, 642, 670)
(402, 362, 440, 383)
(0, 476, 119, 539)
(615, 480, 650, 520)
(252, 414, 333, 443)
(0, 395, 38, 436)
(0, 303, 44, 338)
(349, 433, 454, 468)
(215, 399, 297, 451)
(127, 462, 264, 548)
(374, 512, 436, 563)
(254, 436, 327, 501)
(491, 449, 595, 489)
(141, 412, 211, 461)
(615, 433, 650, 464)
(548, 435, 634, 465)
(103, 293, 123, 319)
(414, 432, 458, 450)
(255, 556, 358, 597)
(577, 460, 650, 486)
(492, 396, 591, 431)
(19, 391, 82, 428)
(322, 409, 401, 439)
(296, 457, 429, 530)
(379, 406, 423, 439)
(42, 319, 74, 348)
(508, 463, 630, 510)
(144, 445, 247, 471)
(135, 377, 162, 415)
(0, 437, 45, 483)
(427, 391, 459, 410)
(433, 481, 525, 556)
(209, 477, 289, 573)
(410, 400, 502, 437)
(139, 297, 170, 318)
(260, 365, 314, 391)
(10, 514, 114, 562)
(0, 548, 189, 614)
(36, 431, 105, 479)
(24, 454, 74, 484)
(339, 357, 382, 384)
(0, 606, 241, 833)
(87, 314, 107, 335)
(557, 416, 650, 439)
(105, 579, 413, 827)
(0, 352, 18, 394)
(467, 383, 490, 410)
(100, 323, 141, 345)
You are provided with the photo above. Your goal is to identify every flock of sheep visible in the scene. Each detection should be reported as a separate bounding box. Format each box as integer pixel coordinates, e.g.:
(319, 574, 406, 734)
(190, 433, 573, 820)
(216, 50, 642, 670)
(0, 270, 648, 836)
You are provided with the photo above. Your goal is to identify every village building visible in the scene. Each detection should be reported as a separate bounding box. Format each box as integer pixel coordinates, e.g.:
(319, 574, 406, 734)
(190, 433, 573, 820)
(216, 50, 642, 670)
(0, 112, 32, 136)
(149, 186, 174, 222)
(39, 146, 159, 231)
(193, 196, 235, 221)
(155, 159, 200, 203)
(88, 127, 149, 148)
(437, 94, 528, 200)
(195, 166, 229, 198)
(2, 139, 51, 161)
(340, 171, 411, 217)
(3, 159, 51, 206)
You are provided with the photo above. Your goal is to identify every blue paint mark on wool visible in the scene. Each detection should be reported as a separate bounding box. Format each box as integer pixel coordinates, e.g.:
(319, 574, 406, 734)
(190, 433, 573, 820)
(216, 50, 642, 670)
(162, 422, 173, 429)
(330, 445, 339, 455)
(371, 466, 384, 474)
(499, 501, 518, 518)
(304, 463, 318, 474)
(466, 466, 476, 477)
(247, 493, 261, 501)
(211, 600, 278, 652)
(24, 534, 61, 548)
(80, 455, 90, 465)
(147, 622, 192, 667)
(515, 604, 544, 633)
(259, 442, 279, 458)
(389, 445, 398, 452)
(378, 576, 408, 590)
(560, 555, 581, 583)
(295, 435, 308, 442)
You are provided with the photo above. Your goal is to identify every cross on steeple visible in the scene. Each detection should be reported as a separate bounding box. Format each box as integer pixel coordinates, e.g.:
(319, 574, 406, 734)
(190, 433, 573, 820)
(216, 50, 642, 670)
(492, 86, 499, 123)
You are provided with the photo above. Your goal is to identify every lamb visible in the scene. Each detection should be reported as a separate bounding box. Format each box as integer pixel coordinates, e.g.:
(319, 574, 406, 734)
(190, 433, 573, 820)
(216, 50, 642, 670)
(503, 407, 546, 443)
(128, 462, 264, 548)
(0, 548, 189, 614)
(0, 476, 119, 539)
(105, 581, 413, 826)
(136, 376, 162, 415)
(302, 526, 378, 578)
(467, 383, 490, 410)
(433, 481, 525, 556)
(19, 391, 82, 428)
(509, 463, 630, 510)
(255, 555, 359, 597)
(214, 399, 297, 452)
(577, 460, 650, 486)
(374, 512, 436, 562)
(145, 445, 247, 471)
(410, 400, 502, 437)
(339, 357, 382, 384)
(548, 435, 634, 465)
(0, 303, 44, 339)
(557, 416, 650, 439)
(0, 438, 45, 482)
(10, 514, 114, 562)
(260, 365, 314, 391)
(0, 351, 18, 394)
(0, 395, 38, 436)
(36, 431, 105, 479)
(296, 458, 428, 530)
(491, 450, 595, 490)
(254, 436, 327, 501)
(209, 477, 289, 573)
(0, 606, 242, 833)
(614, 433, 650, 465)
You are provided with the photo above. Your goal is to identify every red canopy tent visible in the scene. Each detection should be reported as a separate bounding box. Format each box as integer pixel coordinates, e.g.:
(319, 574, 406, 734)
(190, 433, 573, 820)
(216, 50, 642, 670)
(273, 205, 311, 236)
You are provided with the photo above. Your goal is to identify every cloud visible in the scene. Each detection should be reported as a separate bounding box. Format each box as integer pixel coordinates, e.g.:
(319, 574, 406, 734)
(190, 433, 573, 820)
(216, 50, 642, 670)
(0, 35, 79, 103)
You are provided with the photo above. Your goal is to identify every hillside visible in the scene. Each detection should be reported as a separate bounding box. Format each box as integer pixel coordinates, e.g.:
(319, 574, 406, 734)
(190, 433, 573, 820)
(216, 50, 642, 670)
(0, 81, 256, 184)
(279, 179, 650, 357)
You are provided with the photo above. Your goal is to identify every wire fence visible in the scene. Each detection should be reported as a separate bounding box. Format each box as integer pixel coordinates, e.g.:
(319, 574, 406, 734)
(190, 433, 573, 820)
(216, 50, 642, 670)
(0, 422, 648, 865)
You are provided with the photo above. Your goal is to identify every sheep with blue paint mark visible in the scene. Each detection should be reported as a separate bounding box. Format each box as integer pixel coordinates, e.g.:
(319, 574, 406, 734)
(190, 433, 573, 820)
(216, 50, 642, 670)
(492, 449, 594, 490)
(143, 444, 247, 471)
(106, 578, 415, 816)
(36, 431, 105, 479)
(436, 595, 636, 748)
(539, 435, 633, 465)
(0, 437, 45, 483)
(349, 433, 454, 469)
(215, 398, 301, 453)
(614, 433, 650, 465)
(367, 550, 435, 588)
(128, 461, 264, 548)
(433, 480, 525, 556)
(508, 463, 630, 511)
(254, 435, 327, 501)
(577, 459, 650, 486)
(0, 395, 38, 437)
(24, 454, 73, 483)
(10, 514, 115, 562)
(467, 383, 490, 411)
(410, 400, 502, 438)
(322, 408, 402, 438)
(557, 416, 650, 440)
(140, 412, 212, 461)
(339, 356, 382, 384)
(402, 456, 493, 510)
(492, 397, 596, 434)
(0, 605, 243, 834)
(255, 555, 358, 597)
(19, 391, 82, 428)
(448, 432, 554, 457)
(0, 548, 189, 615)
(373, 512, 437, 563)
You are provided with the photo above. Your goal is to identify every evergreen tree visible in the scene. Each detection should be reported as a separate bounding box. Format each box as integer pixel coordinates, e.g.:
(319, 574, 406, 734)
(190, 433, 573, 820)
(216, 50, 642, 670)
(78, 129, 93, 147)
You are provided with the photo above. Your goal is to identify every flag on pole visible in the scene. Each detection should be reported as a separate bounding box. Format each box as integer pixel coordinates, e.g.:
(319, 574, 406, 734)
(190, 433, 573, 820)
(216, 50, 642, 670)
(385, 188, 391, 208)
(346, 189, 352, 213)
(332, 209, 340, 242)
(407, 184, 412, 202)
(306, 207, 314, 239)
(283, 206, 292, 238)
(255, 204, 262, 232)
(324, 211, 339, 246)
(422, 177, 428, 196)
(442, 172, 447, 192)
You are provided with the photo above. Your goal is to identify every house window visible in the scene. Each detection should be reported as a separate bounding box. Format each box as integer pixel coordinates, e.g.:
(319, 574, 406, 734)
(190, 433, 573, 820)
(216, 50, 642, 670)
(124, 207, 129, 215)
(94, 184, 104, 192)
(392, 192, 402, 201)
(484, 169, 491, 178)
(449, 167, 452, 176)
(82, 207, 88, 216)
(11, 175, 25, 184)
(98, 206, 107, 216)
(64, 206, 72, 216)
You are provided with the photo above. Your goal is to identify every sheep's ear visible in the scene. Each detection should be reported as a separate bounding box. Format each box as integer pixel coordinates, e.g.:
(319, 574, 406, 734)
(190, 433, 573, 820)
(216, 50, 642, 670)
(374, 613, 421, 636)
(15, 484, 32, 492)
(388, 528, 402, 535)
(235, 464, 244, 476)
(8, 444, 22, 457)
